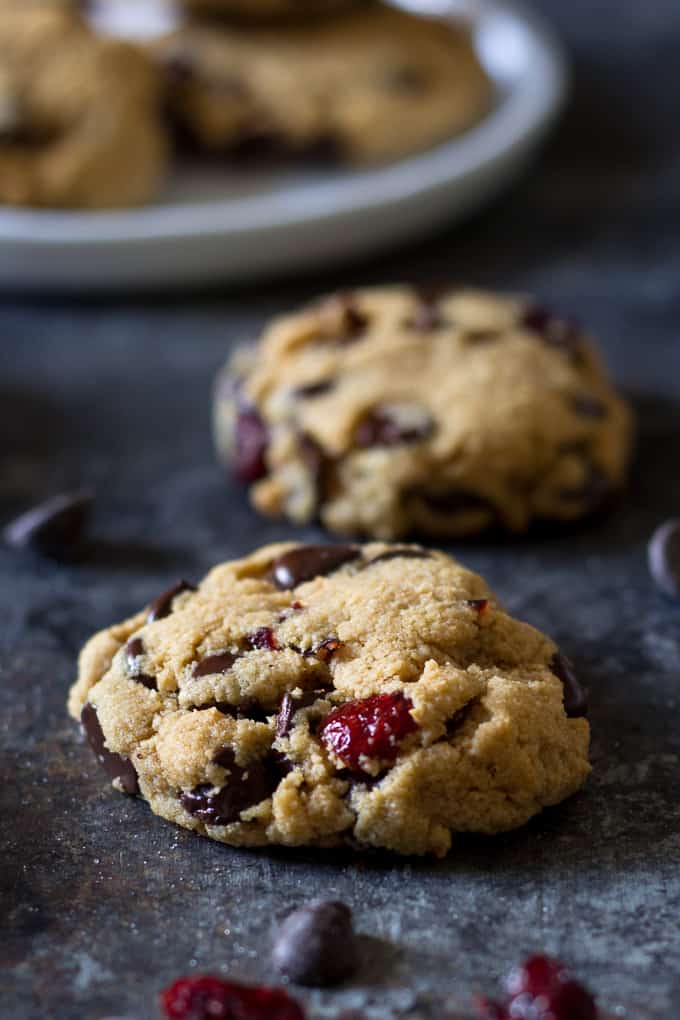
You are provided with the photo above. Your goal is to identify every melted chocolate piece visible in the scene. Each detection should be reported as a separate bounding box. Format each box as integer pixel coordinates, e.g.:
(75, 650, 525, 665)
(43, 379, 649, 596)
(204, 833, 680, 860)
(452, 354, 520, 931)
(272, 899, 359, 987)
(3, 488, 94, 560)
(190, 699, 270, 722)
(293, 379, 335, 399)
(147, 580, 196, 623)
(648, 519, 680, 599)
(233, 406, 269, 482)
(180, 748, 281, 825)
(364, 548, 432, 566)
(550, 653, 588, 718)
(124, 637, 157, 690)
(271, 544, 361, 590)
(126, 637, 145, 661)
(570, 393, 608, 419)
(80, 703, 139, 795)
(354, 408, 434, 448)
(192, 651, 239, 678)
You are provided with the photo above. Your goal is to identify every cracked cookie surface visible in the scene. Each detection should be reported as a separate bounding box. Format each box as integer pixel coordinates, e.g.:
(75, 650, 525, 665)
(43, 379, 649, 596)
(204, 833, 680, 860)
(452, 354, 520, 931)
(155, 3, 491, 163)
(68, 542, 590, 856)
(0, 4, 166, 208)
(214, 286, 632, 539)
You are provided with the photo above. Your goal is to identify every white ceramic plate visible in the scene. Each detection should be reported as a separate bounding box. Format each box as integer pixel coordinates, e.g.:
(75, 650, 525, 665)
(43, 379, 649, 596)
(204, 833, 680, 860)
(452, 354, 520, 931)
(0, 0, 567, 292)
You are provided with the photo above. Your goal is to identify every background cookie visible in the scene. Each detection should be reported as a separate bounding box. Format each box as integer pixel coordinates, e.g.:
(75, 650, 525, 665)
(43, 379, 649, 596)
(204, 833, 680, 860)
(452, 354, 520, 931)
(215, 286, 632, 539)
(156, 3, 492, 163)
(181, 0, 356, 20)
(68, 542, 591, 857)
(0, 4, 167, 208)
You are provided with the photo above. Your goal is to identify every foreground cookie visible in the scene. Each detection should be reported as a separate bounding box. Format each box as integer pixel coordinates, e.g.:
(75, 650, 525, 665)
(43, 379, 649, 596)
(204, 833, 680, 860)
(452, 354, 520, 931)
(156, 4, 491, 163)
(215, 287, 632, 539)
(68, 543, 590, 856)
(0, 4, 166, 208)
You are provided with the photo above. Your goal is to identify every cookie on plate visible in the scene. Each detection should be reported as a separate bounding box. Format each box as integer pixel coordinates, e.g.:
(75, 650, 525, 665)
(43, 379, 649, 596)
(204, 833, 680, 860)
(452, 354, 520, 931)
(68, 542, 591, 857)
(155, 3, 492, 163)
(0, 4, 167, 208)
(180, 0, 355, 20)
(214, 287, 632, 539)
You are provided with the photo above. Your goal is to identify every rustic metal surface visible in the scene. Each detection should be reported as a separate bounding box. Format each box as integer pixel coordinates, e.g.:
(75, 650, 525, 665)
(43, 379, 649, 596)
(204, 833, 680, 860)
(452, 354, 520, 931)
(2, 1, 680, 1017)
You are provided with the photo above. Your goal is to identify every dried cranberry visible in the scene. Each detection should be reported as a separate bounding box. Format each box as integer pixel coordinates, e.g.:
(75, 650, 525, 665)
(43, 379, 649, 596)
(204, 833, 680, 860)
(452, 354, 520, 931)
(465, 598, 489, 613)
(160, 975, 305, 1020)
(233, 407, 268, 482)
(319, 692, 417, 771)
(247, 626, 279, 651)
(476, 954, 597, 1020)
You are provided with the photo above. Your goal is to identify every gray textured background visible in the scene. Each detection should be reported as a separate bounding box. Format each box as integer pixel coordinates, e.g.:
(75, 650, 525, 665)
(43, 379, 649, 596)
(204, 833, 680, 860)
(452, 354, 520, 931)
(2, 1, 680, 1017)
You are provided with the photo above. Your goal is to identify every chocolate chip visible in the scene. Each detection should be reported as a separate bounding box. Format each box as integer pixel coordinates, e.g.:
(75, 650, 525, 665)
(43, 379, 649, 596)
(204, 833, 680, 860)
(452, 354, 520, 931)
(570, 393, 608, 419)
(272, 899, 359, 987)
(126, 638, 145, 661)
(293, 380, 335, 399)
(560, 462, 611, 510)
(147, 580, 196, 623)
(80, 703, 139, 795)
(124, 637, 157, 690)
(190, 699, 270, 722)
(276, 693, 295, 738)
(550, 653, 588, 718)
(233, 406, 269, 482)
(381, 65, 428, 93)
(271, 544, 361, 590)
(364, 547, 432, 566)
(180, 748, 279, 825)
(354, 408, 434, 448)
(192, 651, 239, 678)
(3, 489, 94, 560)
(648, 519, 680, 599)
(522, 305, 582, 356)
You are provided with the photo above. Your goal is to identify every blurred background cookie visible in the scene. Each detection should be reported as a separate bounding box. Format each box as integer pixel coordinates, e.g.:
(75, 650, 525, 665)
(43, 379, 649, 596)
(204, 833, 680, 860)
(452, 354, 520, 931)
(0, 2, 167, 208)
(180, 0, 356, 20)
(156, 3, 492, 164)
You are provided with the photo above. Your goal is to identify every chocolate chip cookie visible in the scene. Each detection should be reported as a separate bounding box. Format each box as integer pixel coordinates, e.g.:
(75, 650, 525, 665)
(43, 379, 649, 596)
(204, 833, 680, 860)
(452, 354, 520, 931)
(214, 287, 632, 539)
(156, 3, 492, 163)
(180, 0, 354, 19)
(0, 4, 167, 207)
(68, 542, 591, 856)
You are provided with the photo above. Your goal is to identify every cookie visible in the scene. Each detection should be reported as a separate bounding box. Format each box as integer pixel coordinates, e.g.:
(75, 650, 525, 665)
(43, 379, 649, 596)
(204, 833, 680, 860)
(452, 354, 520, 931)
(180, 0, 354, 20)
(155, 3, 492, 163)
(214, 287, 632, 540)
(0, 4, 167, 208)
(68, 542, 591, 857)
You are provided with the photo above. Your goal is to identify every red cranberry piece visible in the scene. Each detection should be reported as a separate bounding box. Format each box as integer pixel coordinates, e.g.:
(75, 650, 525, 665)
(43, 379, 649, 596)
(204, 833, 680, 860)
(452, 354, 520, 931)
(234, 407, 268, 482)
(465, 598, 489, 614)
(505, 954, 598, 1020)
(319, 692, 417, 771)
(247, 626, 279, 651)
(160, 975, 305, 1020)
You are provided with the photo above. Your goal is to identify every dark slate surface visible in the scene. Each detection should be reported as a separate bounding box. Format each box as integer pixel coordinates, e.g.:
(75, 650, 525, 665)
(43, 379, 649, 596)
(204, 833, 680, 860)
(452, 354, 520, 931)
(2, 1, 680, 1017)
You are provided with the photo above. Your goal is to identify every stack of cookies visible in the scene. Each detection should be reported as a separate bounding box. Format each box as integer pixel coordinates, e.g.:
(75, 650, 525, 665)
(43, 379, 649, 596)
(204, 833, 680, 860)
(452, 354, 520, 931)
(0, 0, 493, 208)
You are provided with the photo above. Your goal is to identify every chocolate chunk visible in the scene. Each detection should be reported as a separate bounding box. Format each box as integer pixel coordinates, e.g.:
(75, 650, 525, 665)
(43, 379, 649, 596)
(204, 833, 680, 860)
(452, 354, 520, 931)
(126, 638, 145, 661)
(3, 489, 94, 560)
(124, 637, 157, 690)
(570, 394, 608, 419)
(80, 703, 139, 795)
(247, 626, 279, 651)
(648, 519, 680, 599)
(192, 651, 239, 678)
(293, 380, 335, 399)
(365, 548, 432, 566)
(180, 748, 279, 825)
(147, 580, 196, 623)
(381, 66, 428, 93)
(276, 692, 295, 738)
(191, 699, 269, 722)
(271, 544, 361, 590)
(272, 899, 359, 987)
(355, 408, 434, 448)
(233, 406, 269, 482)
(550, 653, 588, 718)
(522, 305, 582, 355)
(560, 462, 611, 510)
(420, 488, 491, 515)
